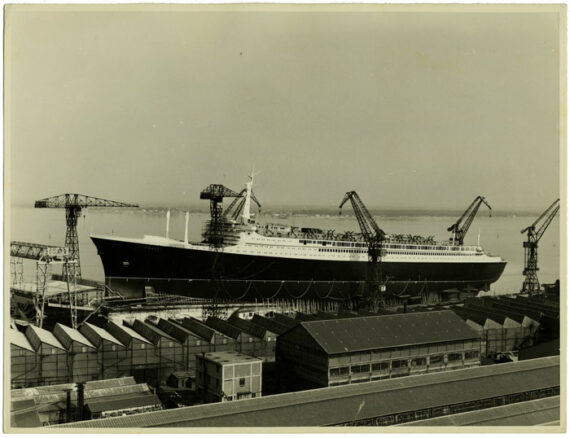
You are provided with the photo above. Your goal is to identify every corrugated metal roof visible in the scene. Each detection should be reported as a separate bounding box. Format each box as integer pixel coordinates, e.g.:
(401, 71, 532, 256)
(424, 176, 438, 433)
(297, 310, 480, 355)
(26, 325, 66, 350)
(273, 313, 299, 329)
(402, 395, 560, 426)
(54, 323, 96, 349)
(9, 328, 35, 352)
(86, 394, 161, 414)
(157, 319, 195, 343)
(206, 317, 241, 340)
(227, 315, 268, 339)
(180, 317, 216, 342)
(251, 315, 290, 335)
(82, 323, 125, 347)
(140, 320, 178, 342)
(10, 399, 41, 428)
(106, 321, 153, 345)
(54, 356, 559, 428)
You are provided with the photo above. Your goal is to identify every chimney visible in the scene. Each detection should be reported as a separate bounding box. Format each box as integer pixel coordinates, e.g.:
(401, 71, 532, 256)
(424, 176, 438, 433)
(65, 389, 73, 423)
(76, 382, 85, 421)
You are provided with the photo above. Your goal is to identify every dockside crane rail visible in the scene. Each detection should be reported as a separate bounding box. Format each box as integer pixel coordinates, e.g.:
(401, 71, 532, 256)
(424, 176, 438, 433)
(520, 198, 560, 294)
(447, 196, 492, 246)
(339, 191, 386, 311)
(34, 194, 139, 279)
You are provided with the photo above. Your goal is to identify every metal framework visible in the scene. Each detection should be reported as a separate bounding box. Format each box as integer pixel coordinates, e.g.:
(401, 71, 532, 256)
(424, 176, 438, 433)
(35, 194, 138, 278)
(447, 196, 492, 245)
(223, 189, 261, 222)
(10, 241, 78, 328)
(339, 191, 386, 311)
(521, 198, 560, 294)
(199, 184, 244, 319)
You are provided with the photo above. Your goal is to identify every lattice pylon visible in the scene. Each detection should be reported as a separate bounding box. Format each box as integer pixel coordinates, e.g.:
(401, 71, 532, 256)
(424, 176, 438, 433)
(10, 257, 24, 286)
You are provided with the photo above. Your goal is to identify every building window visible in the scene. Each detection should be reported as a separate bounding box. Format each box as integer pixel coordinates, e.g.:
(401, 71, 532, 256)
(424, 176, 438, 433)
(391, 359, 408, 369)
(141, 344, 145, 350)
(351, 364, 370, 374)
(411, 357, 427, 367)
(223, 339, 228, 345)
(249, 338, 253, 343)
(112, 346, 116, 351)
(239, 378, 246, 387)
(81, 347, 87, 353)
(196, 340, 201, 346)
(465, 350, 480, 360)
(448, 352, 463, 362)
(430, 355, 444, 365)
(169, 342, 174, 347)
(372, 362, 390, 372)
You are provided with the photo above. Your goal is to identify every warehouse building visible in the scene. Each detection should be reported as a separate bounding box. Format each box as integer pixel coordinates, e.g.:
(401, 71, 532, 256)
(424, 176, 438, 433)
(52, 324, 99, 383)
(195, 351, 262, 403)
(25, 325, 68, 386)
(227, 314, 278, 361)
(57, 356, 560, 428)
(9, 328, 39, 389)
(131, 319, 184, 383)
(180, 317, 237, 352)
(80, 323, 127, 380)
(105, 321, 159, 385)
(276, 310, 481, 390)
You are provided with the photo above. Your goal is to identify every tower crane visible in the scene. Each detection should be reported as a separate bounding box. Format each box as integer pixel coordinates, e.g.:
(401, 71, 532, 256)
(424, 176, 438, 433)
(35, 194, 138, 278)
(339, 191, 386, 311)
(447, 196, 492, 245)
(521, 198, 559, 294)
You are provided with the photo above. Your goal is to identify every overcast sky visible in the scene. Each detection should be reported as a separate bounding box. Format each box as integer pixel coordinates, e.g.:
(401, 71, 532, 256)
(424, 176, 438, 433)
(6, 5, 562, 211)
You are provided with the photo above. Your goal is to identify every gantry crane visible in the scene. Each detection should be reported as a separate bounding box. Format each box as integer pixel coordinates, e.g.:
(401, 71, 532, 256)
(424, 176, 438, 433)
(34, 194, 138, 278)
(447, 196, 492, 245)
(521, 198, 560, 294)
(339, 191, 386, 311)
(200, 184, 242, 247)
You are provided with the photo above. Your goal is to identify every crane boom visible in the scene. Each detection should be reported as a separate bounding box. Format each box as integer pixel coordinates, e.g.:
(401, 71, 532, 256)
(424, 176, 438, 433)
(338, 191, 385, 242)
(34, 193, 139, 278)
(338, 191, 385, 311)
(223, 189, 262, 221)
(447, 196, 492, 245)
(520, 198, 560, 294)
(35, 194, 138, 209)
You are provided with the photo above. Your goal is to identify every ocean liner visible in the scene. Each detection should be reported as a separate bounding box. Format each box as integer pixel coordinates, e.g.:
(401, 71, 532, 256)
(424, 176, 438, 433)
(91, 176, 507, 301)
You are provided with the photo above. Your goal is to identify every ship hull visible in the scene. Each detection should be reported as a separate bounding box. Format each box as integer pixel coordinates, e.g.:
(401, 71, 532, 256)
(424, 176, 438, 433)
(91, 236, 507, 300)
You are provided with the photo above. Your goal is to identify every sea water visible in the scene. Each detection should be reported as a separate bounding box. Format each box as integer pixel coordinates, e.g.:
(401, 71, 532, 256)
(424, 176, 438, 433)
(9, 206, 560, 295)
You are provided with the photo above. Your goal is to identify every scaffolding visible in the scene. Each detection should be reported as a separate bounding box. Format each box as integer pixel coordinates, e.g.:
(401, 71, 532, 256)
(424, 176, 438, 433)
(10, 241, 78, 328)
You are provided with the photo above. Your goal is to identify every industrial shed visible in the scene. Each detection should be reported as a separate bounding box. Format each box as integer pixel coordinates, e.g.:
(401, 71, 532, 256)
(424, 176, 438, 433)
(181, 317, 236, 352)
(25, 325, 68, 386)
(228, 315, 278, 361)
(105, 321, 159, 384)
(56, 356, 559, 428)
(131, 319, 185, 383)
(9, 328, 39, 388)
(276, 310, 482, 389)
(80, 323, 127, 380)
(52, 324, 99, 383)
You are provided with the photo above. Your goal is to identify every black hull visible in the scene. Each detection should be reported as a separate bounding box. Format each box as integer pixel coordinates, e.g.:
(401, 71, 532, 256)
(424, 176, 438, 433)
(91, 237, 507, 300)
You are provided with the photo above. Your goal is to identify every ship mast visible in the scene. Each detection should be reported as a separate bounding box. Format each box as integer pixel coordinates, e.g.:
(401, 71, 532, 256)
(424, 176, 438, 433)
(241, 168, 256, 224)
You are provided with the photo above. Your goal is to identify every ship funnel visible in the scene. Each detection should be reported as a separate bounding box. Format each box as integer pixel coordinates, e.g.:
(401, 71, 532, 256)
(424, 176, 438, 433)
(184, 211, 189, 244)
(166, 209, 171, 239)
